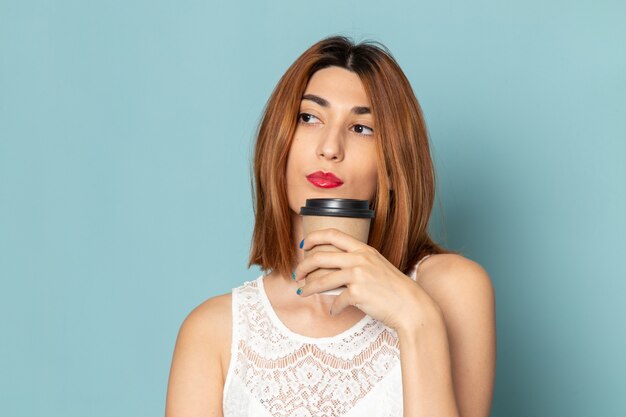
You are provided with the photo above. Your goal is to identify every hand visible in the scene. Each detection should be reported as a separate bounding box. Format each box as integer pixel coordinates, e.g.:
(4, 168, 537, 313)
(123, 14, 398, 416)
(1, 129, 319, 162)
(294, 228, 441, 333)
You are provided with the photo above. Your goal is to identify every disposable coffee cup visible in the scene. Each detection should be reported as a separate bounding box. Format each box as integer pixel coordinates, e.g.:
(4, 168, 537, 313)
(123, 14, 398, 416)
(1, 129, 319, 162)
(299, 198, 375, 296)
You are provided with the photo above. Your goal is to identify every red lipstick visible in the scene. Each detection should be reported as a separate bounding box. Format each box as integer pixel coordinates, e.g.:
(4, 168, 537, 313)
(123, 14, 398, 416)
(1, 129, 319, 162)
(306, 171, 344, 189)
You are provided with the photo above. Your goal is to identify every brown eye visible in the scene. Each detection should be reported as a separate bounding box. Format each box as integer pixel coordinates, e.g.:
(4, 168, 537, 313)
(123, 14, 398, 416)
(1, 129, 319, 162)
(353, 124, 374, 136)
(298, 113, 320, 124)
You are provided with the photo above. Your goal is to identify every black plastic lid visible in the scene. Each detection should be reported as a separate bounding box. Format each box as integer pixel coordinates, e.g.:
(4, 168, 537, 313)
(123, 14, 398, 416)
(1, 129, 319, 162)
(299, 198, 375, 218)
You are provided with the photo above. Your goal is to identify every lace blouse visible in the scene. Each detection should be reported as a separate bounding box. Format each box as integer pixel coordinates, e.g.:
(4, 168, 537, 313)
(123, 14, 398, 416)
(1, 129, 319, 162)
(222, 255, 431, 417)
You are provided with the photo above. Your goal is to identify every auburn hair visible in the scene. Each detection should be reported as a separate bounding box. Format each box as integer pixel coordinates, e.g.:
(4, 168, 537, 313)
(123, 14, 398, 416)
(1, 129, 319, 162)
(247, 35, 456, 280)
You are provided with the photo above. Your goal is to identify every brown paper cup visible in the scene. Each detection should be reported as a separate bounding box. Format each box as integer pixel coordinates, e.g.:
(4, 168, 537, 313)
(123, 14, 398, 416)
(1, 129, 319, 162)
(302, 215, 371, 296)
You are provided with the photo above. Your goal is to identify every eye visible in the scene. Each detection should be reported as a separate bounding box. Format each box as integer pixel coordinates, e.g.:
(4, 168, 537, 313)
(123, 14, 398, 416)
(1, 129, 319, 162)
(352, 124, 374, 136)
(298, 112, 321, 124)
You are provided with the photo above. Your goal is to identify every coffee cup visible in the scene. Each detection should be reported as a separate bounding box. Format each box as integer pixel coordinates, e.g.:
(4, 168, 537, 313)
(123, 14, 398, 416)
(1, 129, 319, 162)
(299, 198, 375, 295)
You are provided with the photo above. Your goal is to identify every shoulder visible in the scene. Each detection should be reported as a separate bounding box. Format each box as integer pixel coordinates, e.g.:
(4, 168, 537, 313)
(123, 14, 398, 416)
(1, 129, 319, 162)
(187, 291, 232, 323)
(180, 291, 232, 351)
(165, 292, 233, 416)
(415, 254, 495, 318)
(174, 291, 233, 379)
(413, 254, 496, 416)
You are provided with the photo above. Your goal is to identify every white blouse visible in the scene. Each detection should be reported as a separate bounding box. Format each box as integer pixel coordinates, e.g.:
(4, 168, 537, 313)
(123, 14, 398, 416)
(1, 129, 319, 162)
(223, 255, 431, 417)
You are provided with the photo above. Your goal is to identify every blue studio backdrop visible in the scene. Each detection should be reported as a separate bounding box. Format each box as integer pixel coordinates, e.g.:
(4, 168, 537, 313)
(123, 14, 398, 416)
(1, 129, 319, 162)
(1, 1, 625, 416)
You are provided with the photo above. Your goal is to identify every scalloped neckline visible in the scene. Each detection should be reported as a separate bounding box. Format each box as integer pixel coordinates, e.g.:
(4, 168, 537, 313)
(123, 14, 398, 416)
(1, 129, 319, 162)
(256, 274, 374, 344)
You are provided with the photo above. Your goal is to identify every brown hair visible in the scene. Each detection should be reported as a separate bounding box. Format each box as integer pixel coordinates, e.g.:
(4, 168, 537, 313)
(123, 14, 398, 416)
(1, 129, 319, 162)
(247, 35, 456, 280)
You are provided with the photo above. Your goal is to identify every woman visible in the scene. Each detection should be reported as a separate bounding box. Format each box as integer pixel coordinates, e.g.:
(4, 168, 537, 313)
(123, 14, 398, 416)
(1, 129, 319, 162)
(166, 35, 496, 417)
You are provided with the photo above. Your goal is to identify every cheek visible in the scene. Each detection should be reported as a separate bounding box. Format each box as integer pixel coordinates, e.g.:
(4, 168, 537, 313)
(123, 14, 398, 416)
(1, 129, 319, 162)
(362, 150, 379, 195)
(285, 140, 309, 192)
(366, 166, 379, 192)
(362, 147, 379, 179)
(285, 144, 301, 183)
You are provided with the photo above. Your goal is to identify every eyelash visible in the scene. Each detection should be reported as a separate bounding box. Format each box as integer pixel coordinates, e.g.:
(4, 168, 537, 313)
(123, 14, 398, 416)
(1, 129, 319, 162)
(297, 112, 374, 137)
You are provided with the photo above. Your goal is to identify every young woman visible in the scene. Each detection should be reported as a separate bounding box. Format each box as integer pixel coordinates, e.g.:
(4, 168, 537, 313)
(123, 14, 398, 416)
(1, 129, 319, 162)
(166, 35, 496, 417)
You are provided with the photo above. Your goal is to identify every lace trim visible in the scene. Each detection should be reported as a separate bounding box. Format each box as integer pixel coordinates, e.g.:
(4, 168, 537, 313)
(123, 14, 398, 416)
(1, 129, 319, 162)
(232, 335, 401, 416)
(238, 328, 400, 369)
(223, 256, 431, 416)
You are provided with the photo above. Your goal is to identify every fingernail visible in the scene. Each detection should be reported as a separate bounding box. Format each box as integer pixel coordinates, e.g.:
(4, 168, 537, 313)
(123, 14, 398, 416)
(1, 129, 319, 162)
(291, 272, 296, 280)
(299, 239, 304, 249)
(296, 287, 302, 296)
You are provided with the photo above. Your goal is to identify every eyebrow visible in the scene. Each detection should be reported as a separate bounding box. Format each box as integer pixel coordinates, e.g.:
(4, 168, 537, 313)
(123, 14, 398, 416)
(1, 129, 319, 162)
(301, 94, 371, 115)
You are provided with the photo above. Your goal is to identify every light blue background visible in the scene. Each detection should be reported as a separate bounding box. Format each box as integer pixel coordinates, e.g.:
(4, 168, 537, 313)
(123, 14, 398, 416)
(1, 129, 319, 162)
(1, 1, 624, 416)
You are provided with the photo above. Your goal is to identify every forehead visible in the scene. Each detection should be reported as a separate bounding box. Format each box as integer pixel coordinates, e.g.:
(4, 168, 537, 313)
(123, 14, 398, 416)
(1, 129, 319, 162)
(303, 66, 370, 106)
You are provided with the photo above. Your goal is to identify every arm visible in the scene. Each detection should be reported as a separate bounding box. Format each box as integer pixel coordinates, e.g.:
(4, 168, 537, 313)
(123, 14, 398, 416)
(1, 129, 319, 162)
(398, 255, 496, 417)
(165, 294, 231, 417)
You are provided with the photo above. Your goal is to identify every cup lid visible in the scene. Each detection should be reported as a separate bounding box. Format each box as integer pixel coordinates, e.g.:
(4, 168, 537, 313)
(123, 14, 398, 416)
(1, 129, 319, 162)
(299, 198, 375, 218)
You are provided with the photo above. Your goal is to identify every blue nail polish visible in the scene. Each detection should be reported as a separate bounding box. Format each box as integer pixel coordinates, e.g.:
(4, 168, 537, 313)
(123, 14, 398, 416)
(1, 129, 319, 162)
(291, 272, 296, 280)
(296, 287, 302, 295)
(299, 239, 304, 249)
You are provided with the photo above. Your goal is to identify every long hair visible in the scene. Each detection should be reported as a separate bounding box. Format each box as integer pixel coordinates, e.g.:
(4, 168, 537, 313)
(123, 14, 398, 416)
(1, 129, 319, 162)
(248, 35, 455, 280)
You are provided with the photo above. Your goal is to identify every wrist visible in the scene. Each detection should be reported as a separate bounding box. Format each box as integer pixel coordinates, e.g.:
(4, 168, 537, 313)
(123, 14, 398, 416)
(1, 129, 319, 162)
(396, 304, 446, 339)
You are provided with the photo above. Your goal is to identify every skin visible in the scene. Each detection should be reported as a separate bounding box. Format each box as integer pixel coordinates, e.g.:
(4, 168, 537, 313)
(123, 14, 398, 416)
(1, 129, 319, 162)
(165, 65, 496, 417)
(266, 65, 380, 322)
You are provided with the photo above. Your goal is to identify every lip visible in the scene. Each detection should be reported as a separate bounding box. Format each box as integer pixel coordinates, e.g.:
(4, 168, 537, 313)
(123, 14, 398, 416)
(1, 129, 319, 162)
(306, 171, 344, 188)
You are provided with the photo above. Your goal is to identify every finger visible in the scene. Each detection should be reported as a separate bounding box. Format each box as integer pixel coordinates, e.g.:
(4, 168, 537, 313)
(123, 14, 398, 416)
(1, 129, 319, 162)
(297, 269, 351, 297)
(330, 287, 358, 316)
(302, 228, 367, 253)
(294, 251, 359, 282)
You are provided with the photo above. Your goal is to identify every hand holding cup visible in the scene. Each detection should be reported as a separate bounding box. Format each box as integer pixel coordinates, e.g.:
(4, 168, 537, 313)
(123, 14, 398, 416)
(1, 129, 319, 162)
(300, 198, 374, 295)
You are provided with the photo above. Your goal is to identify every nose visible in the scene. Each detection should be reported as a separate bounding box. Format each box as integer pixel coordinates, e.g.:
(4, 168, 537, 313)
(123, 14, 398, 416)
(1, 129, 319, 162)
(317, 124, 345, 161)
